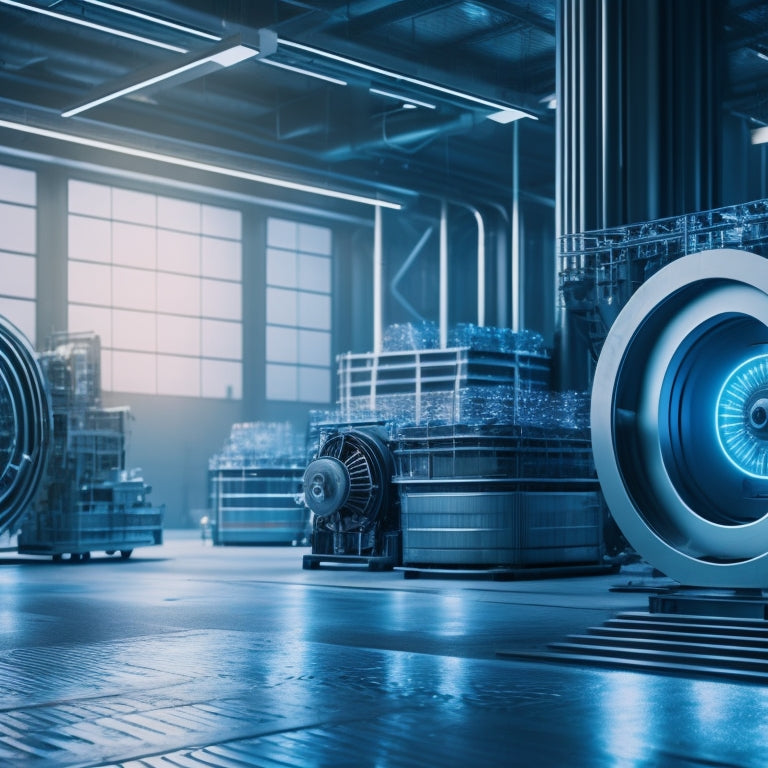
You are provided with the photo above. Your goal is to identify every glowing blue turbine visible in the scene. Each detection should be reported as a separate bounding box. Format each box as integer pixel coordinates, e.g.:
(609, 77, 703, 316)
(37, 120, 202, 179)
(716, 354, 768, 478)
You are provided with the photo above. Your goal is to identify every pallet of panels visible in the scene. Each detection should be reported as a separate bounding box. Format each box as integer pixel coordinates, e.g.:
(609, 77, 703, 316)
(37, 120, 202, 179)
(209, 465, 308, 545)
(337, 345, 551, 425)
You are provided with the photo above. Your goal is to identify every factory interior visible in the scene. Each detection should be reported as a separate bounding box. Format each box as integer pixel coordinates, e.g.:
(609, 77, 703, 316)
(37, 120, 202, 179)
(4, 0, 768, 765)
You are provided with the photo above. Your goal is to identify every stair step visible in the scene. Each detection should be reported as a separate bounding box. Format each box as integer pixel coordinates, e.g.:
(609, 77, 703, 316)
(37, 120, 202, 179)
(497, 610, 768, 682)
(502, 649, 768, 684)
(617, 610, 768, 629)
(564, 633, 768, 660)
(588, 625, 768, 649)
(547, 641, 768, 673)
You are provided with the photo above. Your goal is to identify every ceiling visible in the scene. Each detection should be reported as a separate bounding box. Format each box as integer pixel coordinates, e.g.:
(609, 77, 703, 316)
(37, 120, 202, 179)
(0, 0, 766, 213)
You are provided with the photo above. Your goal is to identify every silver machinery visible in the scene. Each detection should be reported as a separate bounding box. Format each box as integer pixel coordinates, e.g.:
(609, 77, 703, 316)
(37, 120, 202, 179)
(301, 324, 612, 574)
(302, 423, 401, 570)
(592, 249, 768, 588)
(560, 197, 768, 589)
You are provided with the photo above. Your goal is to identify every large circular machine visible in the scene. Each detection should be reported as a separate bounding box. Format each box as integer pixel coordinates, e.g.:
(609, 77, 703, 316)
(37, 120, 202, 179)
(0, 316, 51, 535)
(591, 249, 768, 587)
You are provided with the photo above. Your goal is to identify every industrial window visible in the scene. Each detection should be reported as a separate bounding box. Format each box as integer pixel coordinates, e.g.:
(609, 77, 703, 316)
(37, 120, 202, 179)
(265, 217, 332, 403)
(67, 180, 243, 399)
(0, 164, 37, 345)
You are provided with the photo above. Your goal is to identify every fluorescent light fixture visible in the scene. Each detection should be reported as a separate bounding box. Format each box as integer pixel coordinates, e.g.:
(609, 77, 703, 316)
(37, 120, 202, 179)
(260, 58, 348, 85)
(4, 0, 533, 121)
(487, 107, 532, 124)
(79, 0, 220, 40)
(0, 0, 187, 52)
(757, 51, 768, 62)
(0, 119, 402, 209)
(751, 126, 768, 145)
(369, 88, 436, 110)
(62, 37, 257, 118)
(279, 38, 536, 122)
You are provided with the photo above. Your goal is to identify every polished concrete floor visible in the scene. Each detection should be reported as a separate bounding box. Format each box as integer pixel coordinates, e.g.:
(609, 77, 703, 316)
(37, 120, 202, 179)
(0, 530, 764, 767)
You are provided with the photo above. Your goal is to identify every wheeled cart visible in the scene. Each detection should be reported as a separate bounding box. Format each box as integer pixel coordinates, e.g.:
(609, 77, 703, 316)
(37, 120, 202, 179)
(18, 478, 163, 562)
(15, 332, 164, 561)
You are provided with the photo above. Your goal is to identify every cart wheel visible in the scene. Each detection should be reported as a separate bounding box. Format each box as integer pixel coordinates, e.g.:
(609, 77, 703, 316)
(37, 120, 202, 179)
(120, 549, 133, 559)
(52, 554, 62, 563)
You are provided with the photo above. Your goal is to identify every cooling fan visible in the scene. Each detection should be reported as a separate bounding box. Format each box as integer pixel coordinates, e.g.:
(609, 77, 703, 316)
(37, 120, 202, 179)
(716, 354, 768, 478)
(303, 427, 391, 532)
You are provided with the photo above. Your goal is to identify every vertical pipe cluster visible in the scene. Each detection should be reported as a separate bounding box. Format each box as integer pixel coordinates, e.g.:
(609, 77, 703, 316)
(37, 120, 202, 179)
(555, 0, 724, 388)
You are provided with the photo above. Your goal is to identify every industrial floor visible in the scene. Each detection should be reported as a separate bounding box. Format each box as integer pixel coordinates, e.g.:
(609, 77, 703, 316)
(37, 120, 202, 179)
(0, 531, 764, 768)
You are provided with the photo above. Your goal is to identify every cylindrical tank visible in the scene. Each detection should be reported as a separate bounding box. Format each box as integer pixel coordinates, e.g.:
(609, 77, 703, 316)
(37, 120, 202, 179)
(0, 316, 51, 535)
(592, 249, 768, 587)
(393, 423, 604, 568)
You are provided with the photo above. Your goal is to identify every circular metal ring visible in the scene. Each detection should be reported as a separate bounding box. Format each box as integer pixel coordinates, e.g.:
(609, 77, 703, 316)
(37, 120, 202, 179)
(592, 249, 768, 587)
(0, 316, 51, 535)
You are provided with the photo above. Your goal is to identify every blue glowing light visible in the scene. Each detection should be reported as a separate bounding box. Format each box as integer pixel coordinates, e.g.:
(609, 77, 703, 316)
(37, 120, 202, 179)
(716, 354, 768, 478)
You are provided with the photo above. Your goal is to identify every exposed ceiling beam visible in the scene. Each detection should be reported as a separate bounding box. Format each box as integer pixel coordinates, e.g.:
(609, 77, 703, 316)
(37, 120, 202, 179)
(341, 0, 457, 31)
(476, 0, 555, 37)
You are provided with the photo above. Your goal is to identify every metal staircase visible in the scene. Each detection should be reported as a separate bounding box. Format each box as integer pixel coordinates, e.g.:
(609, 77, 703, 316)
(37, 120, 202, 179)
(499, 611, 768, 683)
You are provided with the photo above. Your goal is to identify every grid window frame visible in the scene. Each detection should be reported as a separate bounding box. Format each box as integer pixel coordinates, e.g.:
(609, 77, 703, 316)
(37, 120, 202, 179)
(265, 217, 333, 404)
(0, 164, 37, 345)
(67, 179, 243, 399)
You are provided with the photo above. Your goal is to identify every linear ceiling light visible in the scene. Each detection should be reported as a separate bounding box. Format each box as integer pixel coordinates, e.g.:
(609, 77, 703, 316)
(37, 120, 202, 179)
(369, 88, 436, 110)
(259, 58, 348, 85)
(79, 0, 220, 40)
(487, 107, 533, 124)
(0, 119, 402, 209)
(0, 0, 186, 51)
(61, 37, 257, 117)
(5, 0, 532, 121)
(751, 126, 768, 145)
(6, 0, 532, 122)
(279, 39, 536, 123)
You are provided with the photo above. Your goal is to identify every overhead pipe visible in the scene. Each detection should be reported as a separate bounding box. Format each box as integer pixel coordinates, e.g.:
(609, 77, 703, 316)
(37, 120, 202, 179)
(474, 206, 486, 327)
(511, 120, 521, 332)
(439, 199, 448, 348)
(373, 205, 383, 353)
(449, 200, 487, 328)
(321, 112, 475, 162)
